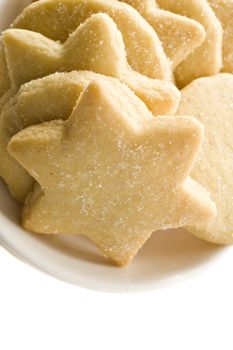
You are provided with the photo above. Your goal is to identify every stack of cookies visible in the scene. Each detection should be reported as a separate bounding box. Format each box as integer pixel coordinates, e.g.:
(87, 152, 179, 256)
(0, 0, 232, 266)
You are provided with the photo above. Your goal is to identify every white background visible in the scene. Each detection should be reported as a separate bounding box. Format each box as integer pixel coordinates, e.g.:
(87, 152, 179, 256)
(1, 245, 233, 350)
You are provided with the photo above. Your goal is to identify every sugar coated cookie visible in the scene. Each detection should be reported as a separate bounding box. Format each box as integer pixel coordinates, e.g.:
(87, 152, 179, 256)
(157, 0, 223, 87)
(177, 74, 233, 244)
(3, 14, 179, 115)
(12, 0, 171, 80)
(8, 78, 216, 265)
(0, 70, 178, 202)
(209, 0, 233, 73)
(0, 71, 102, 201)
(1, 69, 169, 201)
(122, 0, 206, 68)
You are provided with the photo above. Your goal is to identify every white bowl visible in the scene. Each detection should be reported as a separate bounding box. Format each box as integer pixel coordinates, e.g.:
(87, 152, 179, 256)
(0, 0, 226, 292)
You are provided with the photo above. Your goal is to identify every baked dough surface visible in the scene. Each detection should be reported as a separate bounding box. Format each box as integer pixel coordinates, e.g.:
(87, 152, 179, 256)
(177, 74, 233, 244)
(8, 78, 216, 265)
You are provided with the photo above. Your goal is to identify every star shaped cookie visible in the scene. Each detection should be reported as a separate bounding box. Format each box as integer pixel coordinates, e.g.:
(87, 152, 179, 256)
(177, 74, 233, 244)
(12, 0, 171, 81)
(209, 0, 233, 73)
(157, 0, 223, 87)
(3, 13, 179, 116)
(0, 71, 128, 201)
(8, 78, 216, 266)
(122, 0, 206, 68)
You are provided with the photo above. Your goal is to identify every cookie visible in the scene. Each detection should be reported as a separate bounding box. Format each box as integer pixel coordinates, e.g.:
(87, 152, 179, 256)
(209, 0, 233, 73)
(177, 74, 233, 244)
(0, 69, 179, 202)
(157, 0, 223, 87)
(12, 0, 171, 81)
(3, 14, 179, 115)
(8, 78, 216, 266)
(122, 0, 206, 68)
(0, 71, 116, 201)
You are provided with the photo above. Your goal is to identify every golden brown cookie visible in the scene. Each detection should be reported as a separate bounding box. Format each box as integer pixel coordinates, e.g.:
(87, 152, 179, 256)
(8, 78, 216, 266)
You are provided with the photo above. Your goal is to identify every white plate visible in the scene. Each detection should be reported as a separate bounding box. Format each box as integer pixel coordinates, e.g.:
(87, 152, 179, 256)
(0, 0, 227, 292)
